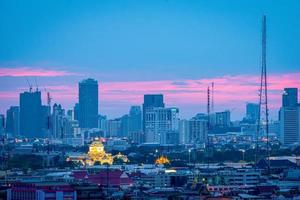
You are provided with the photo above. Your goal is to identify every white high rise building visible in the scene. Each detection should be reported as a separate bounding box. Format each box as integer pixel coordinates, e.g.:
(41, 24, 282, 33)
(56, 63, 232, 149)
(179, 119, 189, 144)
(144, 107, 179, 144)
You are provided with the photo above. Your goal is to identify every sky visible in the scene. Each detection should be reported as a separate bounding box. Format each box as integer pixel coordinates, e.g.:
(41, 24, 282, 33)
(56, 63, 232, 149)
(0, 0, 300, 120)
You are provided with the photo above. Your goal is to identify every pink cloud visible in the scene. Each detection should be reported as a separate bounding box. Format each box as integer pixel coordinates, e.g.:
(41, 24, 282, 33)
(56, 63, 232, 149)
(0, 67, 77, 77)
(0, 72, 299, 119)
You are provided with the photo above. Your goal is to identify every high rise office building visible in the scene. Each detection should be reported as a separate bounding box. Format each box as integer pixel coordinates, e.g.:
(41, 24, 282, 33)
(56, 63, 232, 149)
(246, 103, 259, 123)
(0, 114, 4, 136)
(79, 78, 98, 128)
(280, 88, 300, 145)
(107, 119, 121, 137)
(179, 119, 189, 144)
(74, 103, 80, 121)
(143, 94, 164, 131)
(19, 91, 42, 138)
(52, 103, 65, 139)
(189, 119, 207, 144)
(144, 107, 179, 144)
(6, 106, 19, 136)
(120, 114, 130, 138)
(215, 110, 231, 127)
(282, 88, 298, 107)
(129, 106, 142, 143)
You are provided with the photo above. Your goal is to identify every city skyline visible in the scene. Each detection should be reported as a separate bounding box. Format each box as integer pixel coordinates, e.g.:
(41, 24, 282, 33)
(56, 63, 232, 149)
(0, 73, 299, 120)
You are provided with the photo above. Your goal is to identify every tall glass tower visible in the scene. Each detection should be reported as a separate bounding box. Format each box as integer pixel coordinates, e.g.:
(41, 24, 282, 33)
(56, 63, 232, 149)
(79, 78, 98, 128)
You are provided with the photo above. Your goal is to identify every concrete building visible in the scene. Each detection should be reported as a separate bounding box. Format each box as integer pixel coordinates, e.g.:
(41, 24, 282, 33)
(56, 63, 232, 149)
(143, 94, 165, 132)
(129, 106, 142, 143)
(98, 115, 108, 136)
(19, 91, 42, 138)
(107, 119, 122, 137)
(6, 106, 19, 137)
(215, 110, 231, 128)
(144, 107, 179, 144)
(280, 106, 299, 145)
(52, 103, 65, 139)
(189, 119, 207, 144)
(280, 88, 300, 145)
(0, 114, 4, 136)
(79, 78, 98, 128)
(120, 114, 130, 138)
(245, 103, 259, 123)
(282, 88, 298, 107)
(179, 119, 189, 144)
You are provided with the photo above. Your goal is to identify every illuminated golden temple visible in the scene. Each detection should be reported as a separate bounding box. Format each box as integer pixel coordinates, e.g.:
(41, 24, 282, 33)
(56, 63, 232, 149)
(155, 155, 170, 165)
(86, 140, 114, 165)
(66, 139, 129, 166)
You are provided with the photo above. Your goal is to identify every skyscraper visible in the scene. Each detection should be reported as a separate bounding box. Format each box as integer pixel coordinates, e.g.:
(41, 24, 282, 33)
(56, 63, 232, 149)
(246, 103, 259, 123)
(215, 110, 231, 127)
(6, 106, 20, 136)
(142, 94, 164, 131)
(79, 78, 98, 128)
(179, 119, 189, 144)
(129, 106, 142, 143)
(52, 103, 65, 139)
(19, 91, 42, 138)
(0, 114, 4, 136)
(282, 88, 298, 107)
(189, 119, 207, 144)
(144, 107, 179, 144)
(279, 88, 299, 145)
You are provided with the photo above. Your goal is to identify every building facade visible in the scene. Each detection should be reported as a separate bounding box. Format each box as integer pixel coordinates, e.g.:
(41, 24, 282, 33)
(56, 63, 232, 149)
(79, 78, 98, 128)
(280, 88, 300, 145)
(6, 106, 19, 137)
(19, 91, 42, 138)
(144, 107, 179, 144)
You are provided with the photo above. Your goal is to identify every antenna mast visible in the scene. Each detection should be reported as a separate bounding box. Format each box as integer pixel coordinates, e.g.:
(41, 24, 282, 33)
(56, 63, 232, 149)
(256, 15, 270, 173)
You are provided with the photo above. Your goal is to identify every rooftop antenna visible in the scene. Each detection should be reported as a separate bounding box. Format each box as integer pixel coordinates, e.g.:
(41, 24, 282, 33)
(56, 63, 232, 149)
(255, 15, 270, 174)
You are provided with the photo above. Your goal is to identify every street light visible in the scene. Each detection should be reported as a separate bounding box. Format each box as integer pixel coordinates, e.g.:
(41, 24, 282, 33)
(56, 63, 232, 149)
(240, 149, 245, 162)
(188, 149, 191, 164)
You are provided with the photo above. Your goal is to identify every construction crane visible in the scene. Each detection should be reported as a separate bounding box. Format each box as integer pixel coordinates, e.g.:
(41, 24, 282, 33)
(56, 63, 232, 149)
(26, 77, 32, 92)
(34, 77, 39, 91)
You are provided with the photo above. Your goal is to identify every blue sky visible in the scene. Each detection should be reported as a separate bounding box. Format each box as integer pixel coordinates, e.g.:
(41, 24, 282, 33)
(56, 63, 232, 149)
(0, 0, 300, 119)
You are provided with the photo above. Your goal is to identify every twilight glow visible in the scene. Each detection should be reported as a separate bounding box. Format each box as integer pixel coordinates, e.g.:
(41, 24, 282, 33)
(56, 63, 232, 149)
(1, 0, 300, 120)
(0, 72, 299, 120)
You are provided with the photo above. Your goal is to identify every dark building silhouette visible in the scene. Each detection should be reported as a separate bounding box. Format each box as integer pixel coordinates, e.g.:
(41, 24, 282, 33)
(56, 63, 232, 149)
(6, 106, 19, 136)
(282, 88, 298, 107)
(0, 114, 4, 136)
(19, 91, 42, 138)
(79, 79, 98, 128)
(74, 103, 79, 121)
(246, 103, 259, 123)
(129, 106, 142, 132)
(280, 88, 299, 145)
(142, 94, 164, 132)
(129, 106, 142, 144)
